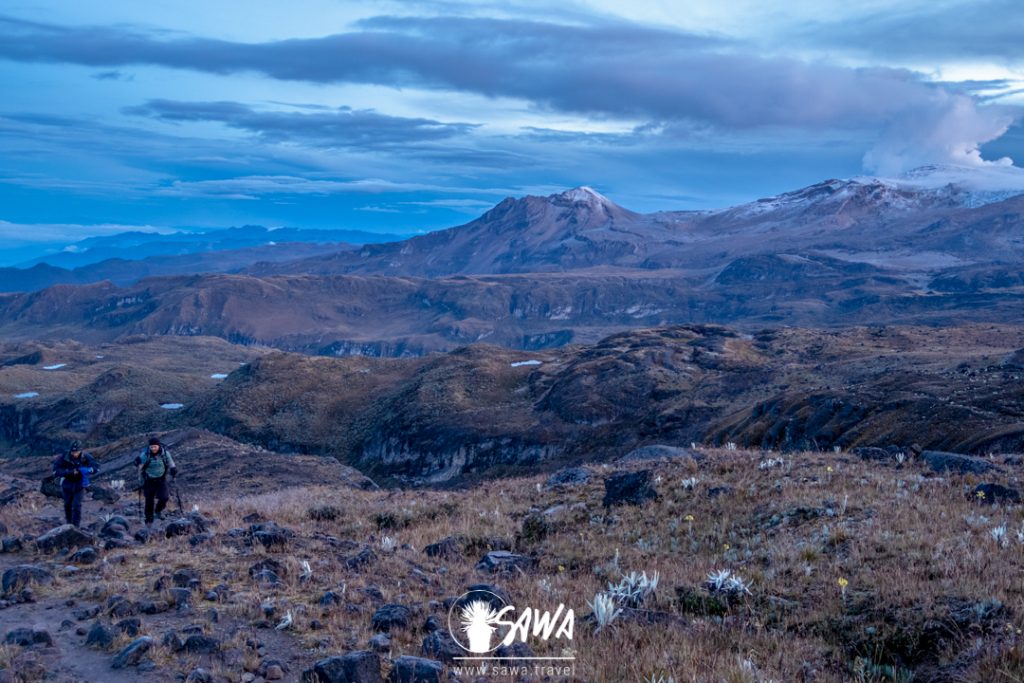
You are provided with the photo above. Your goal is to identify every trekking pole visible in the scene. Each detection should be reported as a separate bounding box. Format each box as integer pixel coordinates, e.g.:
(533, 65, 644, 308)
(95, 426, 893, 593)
(173, 477, 185, 515)
(137, 485, 142, 522)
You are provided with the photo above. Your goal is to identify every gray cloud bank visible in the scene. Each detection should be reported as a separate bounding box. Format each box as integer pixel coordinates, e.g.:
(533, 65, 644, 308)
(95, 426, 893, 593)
(0, 12, 1020, 173)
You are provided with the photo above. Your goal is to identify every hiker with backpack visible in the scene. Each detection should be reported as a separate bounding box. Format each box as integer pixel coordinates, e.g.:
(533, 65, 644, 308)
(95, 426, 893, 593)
(51, 440, 100, 527)
(135, 437, 178, 525)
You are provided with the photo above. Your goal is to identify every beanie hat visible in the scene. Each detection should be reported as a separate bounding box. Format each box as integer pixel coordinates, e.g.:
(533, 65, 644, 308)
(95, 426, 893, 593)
(70, 440, 82, 452)
(149, 437, 161, 446)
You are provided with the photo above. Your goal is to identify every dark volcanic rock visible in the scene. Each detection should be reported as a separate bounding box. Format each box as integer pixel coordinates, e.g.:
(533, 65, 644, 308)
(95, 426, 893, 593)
(4, 628, 53, 647)
(371, 604, 412, 633)
(116, 618, 142, 636)
(111, 636, 153, 669)
(851, 446, 894, 462)
(2, 565, 53, 594)
(1, 536, 23, 553)
(423, 535, 465, 559)
(346, 546, 378, 570)
(922, 450, 995, 475)
(420, 630, 463, 664)
(89, 484, 120, 503)
(386, 656, 447, 683)
(543, 466, 592, 491)
(35, 524, 95, 552)
(173, 568, 202, 589)
(181, 634, 220, 654)
(618, 444, 702, 464)
(85, 621, 115, 650)
(70, 546, 99, 564)
(475, 550, 537, 574)
(165, 518, 194, 537)
(250, 521, 291, 548)
(603, 470, 658, 507)
(301, 650, 382, 683)
(251, 569, 281, 587)
(973, 483, 1021, 504)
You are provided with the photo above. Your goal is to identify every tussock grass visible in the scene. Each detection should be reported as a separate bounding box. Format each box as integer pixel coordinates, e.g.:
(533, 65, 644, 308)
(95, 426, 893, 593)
(1, 448, 1023, 681)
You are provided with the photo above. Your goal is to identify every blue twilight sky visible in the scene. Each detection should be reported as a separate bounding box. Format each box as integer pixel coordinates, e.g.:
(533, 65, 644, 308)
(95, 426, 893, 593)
(1, 0, 1023, 252)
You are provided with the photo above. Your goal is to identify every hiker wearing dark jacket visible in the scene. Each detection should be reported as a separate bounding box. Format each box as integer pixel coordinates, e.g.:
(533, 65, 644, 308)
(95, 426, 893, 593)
(51, 440, 99, 527)
(134, 437, 178, 524)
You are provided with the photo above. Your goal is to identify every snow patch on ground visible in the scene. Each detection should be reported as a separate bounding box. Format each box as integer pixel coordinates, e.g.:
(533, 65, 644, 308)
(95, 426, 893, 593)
(14, 392, 39, 399)
(160, 403, 184, 410)
(42, 364, 66, 370)
(511, 360, 543, 367)
(210, 373, 228, 379)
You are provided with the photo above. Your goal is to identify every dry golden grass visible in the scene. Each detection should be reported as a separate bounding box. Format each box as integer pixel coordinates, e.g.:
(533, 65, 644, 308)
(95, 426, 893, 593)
(1, 447, 1023, 682)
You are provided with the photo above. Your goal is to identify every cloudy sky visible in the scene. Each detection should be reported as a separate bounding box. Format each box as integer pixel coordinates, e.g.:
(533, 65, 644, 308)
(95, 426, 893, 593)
(2, 0, 1023, 250)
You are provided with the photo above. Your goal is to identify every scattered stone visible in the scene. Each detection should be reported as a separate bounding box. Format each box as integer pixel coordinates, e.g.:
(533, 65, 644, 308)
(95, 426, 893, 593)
(369, 633, 391, 653)
(475, 550, 537, 574)
(2, 565, 53, 594)
(186, 668, 214, 683)
(181, 634, 220, 654)
(85, 622, 115, 650)
(603, 470, 658, 507)
(543, 466, 592, 491)
(251, 570, 282, 587)
(111, 636, 153, 669)
(301, 650, 382, 683)
(319, 591, 342, 607)
(169, 588, 192, 608)
(173, 568, 203, 590)
(139, 600, 170, 615)
(70, 546, 98, 564)
(134, 528, 152, 544)
(165, 518, 195, 537)
(116, 618, 142, 636)
(420, 631, 463, 664)
(100, 516, 130, 536)
(189, 532, 214, 547)
(423, 536, 465, 559)
(73, 605, 101, 621)
(387, 656, 446, 683)
(346, 546, 377, 570)
(851, 446, 894, 462)
(422, 615, 441, 633)
(3, 628, 53, 648)
(973, 483, 1021, 504)
(496, 642, 534, 662)
(249, 521, 291, 548)
(922, 450, 995, 475)
(89, 484, 120, 503)
(371, 604, 412, 632)
(106, 596, 139, 618)
(618, 445, 702, 464)
(249, 558, 285, 578)
(258, 659, 287, 680)
(362, 586, 385, 602)
(1, 537, 22, 553)
(34, 524, 95, 552)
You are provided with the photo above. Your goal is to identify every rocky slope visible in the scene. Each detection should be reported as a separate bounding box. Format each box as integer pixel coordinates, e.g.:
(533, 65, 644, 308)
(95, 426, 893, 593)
(3, 326, 1023, 484)
(0, 444, 1020, 681)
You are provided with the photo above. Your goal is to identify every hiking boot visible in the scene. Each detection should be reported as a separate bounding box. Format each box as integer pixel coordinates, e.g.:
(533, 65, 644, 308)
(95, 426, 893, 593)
(155, 512, 165, 521)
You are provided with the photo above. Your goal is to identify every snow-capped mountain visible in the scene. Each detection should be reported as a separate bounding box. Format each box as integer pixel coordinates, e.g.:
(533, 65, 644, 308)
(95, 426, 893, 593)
(866, 163, 1024, 208)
